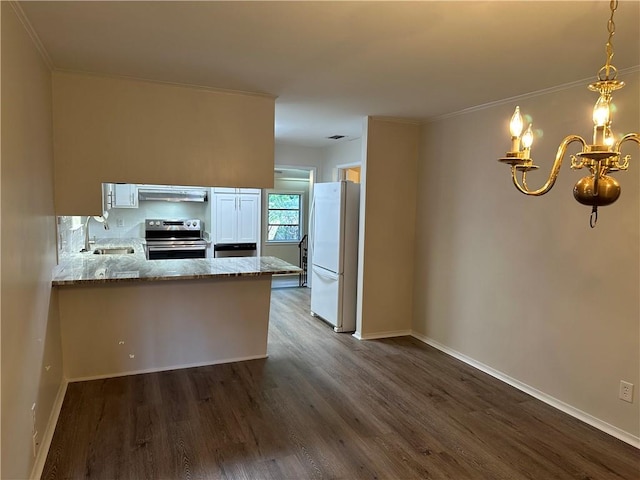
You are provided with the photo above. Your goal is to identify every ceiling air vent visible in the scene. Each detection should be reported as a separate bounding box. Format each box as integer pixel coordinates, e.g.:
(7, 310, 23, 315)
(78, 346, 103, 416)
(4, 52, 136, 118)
(327, 135, 346, 140)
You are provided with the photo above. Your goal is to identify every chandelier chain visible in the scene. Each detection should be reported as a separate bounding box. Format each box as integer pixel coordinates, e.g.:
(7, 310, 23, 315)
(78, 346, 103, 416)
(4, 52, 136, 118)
(603, 0, 618, 80)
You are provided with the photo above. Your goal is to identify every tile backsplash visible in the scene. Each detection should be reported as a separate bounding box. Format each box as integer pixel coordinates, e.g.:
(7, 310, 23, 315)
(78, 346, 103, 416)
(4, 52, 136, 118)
(57, 216, 85, 256)
(57, 200, 210, 255)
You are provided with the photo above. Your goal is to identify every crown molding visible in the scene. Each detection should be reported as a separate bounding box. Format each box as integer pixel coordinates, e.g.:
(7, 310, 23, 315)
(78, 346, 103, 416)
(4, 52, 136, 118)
(9, 1, 54, 70)
(369, 115, 422, 126)
(430, 65, 640, 123)
(52, 68, 277, 100)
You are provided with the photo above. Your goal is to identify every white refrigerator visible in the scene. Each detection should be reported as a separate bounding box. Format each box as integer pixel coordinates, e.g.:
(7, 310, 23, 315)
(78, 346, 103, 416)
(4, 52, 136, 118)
(310, 181, 360, 332)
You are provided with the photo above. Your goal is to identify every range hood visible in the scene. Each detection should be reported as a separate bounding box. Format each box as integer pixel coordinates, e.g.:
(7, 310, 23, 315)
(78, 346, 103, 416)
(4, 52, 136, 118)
(138, 186, 208, 203)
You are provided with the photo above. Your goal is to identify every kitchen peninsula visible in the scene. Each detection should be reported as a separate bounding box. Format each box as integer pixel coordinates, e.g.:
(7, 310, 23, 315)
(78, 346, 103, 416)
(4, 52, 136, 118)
(53, 239, 301, 380)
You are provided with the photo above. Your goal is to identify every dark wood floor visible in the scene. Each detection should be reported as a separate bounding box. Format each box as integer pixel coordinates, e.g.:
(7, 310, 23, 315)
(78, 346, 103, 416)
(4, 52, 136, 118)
(42, 287, 639, 479)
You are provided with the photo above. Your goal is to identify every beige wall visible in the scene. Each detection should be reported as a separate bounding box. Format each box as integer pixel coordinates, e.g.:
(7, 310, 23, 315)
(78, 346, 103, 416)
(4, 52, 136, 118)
(321, 138, 363, 182)
(275, 142, 326, 177)
(52, 72, 276, 215)
(1, 3, 64, 478)
(356, 117, 420, 338)
(413, 71, 640, 438)
(58, 277, 272, 380)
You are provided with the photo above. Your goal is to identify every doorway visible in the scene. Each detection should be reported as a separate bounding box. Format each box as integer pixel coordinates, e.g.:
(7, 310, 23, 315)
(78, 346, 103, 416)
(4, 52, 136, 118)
(337, 164, 361, 183)
(266, 166, 316, 289)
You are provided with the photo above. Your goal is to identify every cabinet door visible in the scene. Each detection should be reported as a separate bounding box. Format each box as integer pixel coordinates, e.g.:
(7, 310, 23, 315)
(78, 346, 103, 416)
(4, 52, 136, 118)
(237, 194, 259, 243)
(112, 184, 138, 208)
(215, 194, 237, 243)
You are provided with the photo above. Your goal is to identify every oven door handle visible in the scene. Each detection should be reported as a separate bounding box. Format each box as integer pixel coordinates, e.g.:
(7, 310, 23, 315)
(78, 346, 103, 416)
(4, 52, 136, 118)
(147, 245, 207, 251)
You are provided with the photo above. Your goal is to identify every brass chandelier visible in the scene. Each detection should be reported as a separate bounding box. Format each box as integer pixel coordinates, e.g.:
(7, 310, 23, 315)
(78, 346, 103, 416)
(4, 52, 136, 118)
(498, 0, 638, 228)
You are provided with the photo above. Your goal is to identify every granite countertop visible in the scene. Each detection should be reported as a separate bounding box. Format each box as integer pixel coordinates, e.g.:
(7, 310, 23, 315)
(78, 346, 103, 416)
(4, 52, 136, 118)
(53, 238, 302, 286)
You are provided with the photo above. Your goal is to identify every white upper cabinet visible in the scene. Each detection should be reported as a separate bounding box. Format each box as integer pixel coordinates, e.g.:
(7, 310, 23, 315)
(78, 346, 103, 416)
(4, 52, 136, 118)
(112, 183, 138, 208)
(103, 183, 138, 210)
(213, 189, 260, 244)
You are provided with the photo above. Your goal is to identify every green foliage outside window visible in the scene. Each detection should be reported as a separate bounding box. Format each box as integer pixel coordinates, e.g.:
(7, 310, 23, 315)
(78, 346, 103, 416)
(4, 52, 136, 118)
(268, 193, 302, 242)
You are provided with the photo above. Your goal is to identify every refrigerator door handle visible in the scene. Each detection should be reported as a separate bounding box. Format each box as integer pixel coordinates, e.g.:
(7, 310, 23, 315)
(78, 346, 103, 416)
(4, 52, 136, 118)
(309, 196, 316, 270)
(312, 265, 338, 281)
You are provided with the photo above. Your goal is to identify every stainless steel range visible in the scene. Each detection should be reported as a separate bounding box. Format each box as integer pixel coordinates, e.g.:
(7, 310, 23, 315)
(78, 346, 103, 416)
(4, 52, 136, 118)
(144, 219, 207, 260)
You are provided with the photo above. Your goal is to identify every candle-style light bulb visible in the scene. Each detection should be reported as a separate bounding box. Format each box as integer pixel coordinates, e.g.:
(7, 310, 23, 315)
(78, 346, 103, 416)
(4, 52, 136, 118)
(510, 106, 524, 137)
(604, 127, 615, 146)
(592, 95, 610, 127)
(521, 124, 534, 149)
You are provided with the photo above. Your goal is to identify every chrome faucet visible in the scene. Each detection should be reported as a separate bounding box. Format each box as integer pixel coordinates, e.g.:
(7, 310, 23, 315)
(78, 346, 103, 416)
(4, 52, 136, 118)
(81, 215, 110, 252)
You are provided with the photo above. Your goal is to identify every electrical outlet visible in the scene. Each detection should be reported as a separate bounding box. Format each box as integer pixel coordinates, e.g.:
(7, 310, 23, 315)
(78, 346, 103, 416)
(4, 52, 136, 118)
(619, 381, 634, 403)
(116, 218, 125, 228)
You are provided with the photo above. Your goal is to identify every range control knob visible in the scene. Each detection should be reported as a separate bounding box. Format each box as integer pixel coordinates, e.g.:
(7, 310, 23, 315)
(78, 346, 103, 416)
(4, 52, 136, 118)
(187, 221, 192, 227)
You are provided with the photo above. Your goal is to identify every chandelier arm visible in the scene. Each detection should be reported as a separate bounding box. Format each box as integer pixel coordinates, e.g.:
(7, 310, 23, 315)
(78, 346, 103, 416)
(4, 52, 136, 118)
(616, 133, 640, 150)
(510, 135, 587, 196)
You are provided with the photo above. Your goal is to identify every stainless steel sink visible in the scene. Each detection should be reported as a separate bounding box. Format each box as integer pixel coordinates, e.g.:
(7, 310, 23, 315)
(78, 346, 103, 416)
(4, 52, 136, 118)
(93, 247, 135, 255)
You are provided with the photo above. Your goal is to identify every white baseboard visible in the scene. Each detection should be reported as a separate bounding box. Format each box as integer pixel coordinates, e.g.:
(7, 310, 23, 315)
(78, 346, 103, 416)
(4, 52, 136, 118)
(30, 379, 69, 480)
(353, 329, 412, 341)
(67, 354, 269, 383)
(411, 331, 640, 449)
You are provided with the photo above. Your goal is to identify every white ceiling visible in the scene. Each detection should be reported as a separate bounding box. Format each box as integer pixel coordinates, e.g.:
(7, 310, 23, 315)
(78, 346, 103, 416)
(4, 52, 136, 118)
(17, 1, 640, 147)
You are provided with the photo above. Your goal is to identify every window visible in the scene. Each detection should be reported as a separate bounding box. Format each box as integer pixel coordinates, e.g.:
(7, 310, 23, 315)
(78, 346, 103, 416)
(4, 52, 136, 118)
(267, 192, 302, 242)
